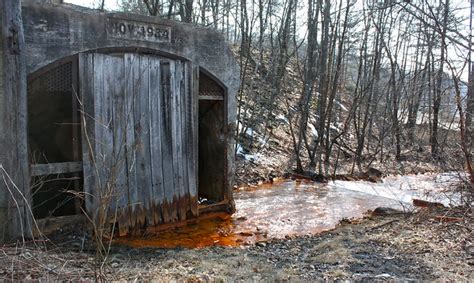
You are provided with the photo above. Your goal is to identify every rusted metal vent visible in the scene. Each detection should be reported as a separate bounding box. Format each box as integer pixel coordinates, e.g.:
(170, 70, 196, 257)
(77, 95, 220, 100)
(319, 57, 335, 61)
(199, 71, 224, 97)
(31, 62, 73, 92)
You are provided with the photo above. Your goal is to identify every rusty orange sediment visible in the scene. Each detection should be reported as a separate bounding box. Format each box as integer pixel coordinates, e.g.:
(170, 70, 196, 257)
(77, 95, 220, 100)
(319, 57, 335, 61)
(115, 212, 247, 248)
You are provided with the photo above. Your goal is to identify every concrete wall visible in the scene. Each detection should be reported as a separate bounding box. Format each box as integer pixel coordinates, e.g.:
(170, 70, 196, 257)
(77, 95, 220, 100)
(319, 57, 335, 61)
(0, 0, 31, 242)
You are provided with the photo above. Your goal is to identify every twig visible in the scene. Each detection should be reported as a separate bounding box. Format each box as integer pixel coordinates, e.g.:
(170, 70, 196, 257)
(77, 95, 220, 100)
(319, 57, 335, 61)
(451, 223, 472, 232)
(369, 219, 399, 231)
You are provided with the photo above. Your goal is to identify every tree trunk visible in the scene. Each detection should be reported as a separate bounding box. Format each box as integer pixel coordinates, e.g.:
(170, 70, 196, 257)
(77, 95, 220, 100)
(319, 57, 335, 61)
(430, 0, 449, 159)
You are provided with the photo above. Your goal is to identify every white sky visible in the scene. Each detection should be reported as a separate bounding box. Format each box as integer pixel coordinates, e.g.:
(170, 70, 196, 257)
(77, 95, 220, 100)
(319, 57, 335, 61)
(65, 0, 118, 10)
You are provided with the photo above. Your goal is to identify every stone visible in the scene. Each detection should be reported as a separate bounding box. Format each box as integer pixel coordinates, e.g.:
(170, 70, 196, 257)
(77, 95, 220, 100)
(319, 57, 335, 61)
(371, 207, 405, 216)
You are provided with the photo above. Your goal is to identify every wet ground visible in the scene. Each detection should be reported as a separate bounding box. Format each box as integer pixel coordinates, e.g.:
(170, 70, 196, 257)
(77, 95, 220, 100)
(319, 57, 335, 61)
(2, 173, 471, 281)
(117, 173, 461, 248)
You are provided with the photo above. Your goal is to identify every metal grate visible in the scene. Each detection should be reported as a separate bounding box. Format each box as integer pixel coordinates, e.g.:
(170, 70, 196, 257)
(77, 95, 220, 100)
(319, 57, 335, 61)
(33, 62, 73, 92)
(199, 71, 224, 97)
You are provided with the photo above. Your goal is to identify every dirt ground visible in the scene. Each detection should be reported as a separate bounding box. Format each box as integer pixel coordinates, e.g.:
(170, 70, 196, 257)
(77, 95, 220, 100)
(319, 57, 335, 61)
(1, 206, 472, 281)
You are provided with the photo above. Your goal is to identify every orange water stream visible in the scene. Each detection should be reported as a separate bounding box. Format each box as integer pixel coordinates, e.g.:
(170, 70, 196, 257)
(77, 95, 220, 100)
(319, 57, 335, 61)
(117, 173, 459, 249)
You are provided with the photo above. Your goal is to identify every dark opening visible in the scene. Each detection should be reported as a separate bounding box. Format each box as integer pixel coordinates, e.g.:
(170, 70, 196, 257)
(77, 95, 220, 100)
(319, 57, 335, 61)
(198, 71, 226, 204)
(28, 59, 83, 219)
(31, 173, 82, 219)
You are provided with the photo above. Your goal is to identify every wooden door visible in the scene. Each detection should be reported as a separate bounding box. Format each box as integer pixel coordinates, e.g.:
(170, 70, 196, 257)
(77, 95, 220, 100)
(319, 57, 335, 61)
(79, 53, 197, 234)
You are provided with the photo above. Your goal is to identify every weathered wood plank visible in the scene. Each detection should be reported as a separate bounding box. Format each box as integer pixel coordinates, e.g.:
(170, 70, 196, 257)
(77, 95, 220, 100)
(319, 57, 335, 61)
(31, 162, 83, 176)
(186, 62, 198, 217)
(92, 53, 105, 223)
(107, 54, 128, 235)
(190, 66, 200, 217)
(134, 55, 153, 226)
(124, 53, 138, 229)
(180, 61, 190, 219)
(178, 61, 191, 220)
(171, 61, 185, 221)
(148, 57, 164, 225)
(79, 53, 98, 221)
(198, 95, 224, 101)
(172, 61, 185, 221)
(160, 61, 176, 223)
(101, 54, 117, 224)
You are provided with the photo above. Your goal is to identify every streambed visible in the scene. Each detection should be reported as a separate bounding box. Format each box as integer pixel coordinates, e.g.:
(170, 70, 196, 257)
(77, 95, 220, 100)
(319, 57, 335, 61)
(118, 172, 461, 248)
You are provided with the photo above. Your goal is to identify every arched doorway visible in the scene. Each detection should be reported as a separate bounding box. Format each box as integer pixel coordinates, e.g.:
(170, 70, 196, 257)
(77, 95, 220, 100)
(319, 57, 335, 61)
(198, 70, 227, 206)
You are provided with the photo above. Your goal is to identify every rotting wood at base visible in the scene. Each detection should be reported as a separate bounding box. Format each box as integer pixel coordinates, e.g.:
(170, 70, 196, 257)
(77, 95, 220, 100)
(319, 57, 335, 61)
(113, 194, 200, 236)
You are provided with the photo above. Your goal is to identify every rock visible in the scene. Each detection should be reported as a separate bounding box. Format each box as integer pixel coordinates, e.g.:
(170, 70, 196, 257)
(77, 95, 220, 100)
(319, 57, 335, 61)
(312, 174, 328, 183)
(364, 167, 383, 183)
(366, 167, 383, 177)
(283, 172, 293, 179)
(371, 207, 405, 216)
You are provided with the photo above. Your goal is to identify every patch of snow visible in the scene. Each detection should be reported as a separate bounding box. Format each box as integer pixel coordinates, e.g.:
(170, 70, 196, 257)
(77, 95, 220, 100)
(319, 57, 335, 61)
(330, 124, 341, 132)
(258, 137, 267, 147)
(308, 123, 318, 138)
(329, 172, 462, 207)
(246, 127, 254, 137)
(243, 152, 262, 162)
(335, 100, 348, 112)
(236, 143, 262, 162)
(236, 144, 245, 155)
(276, 114, 289, 124)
